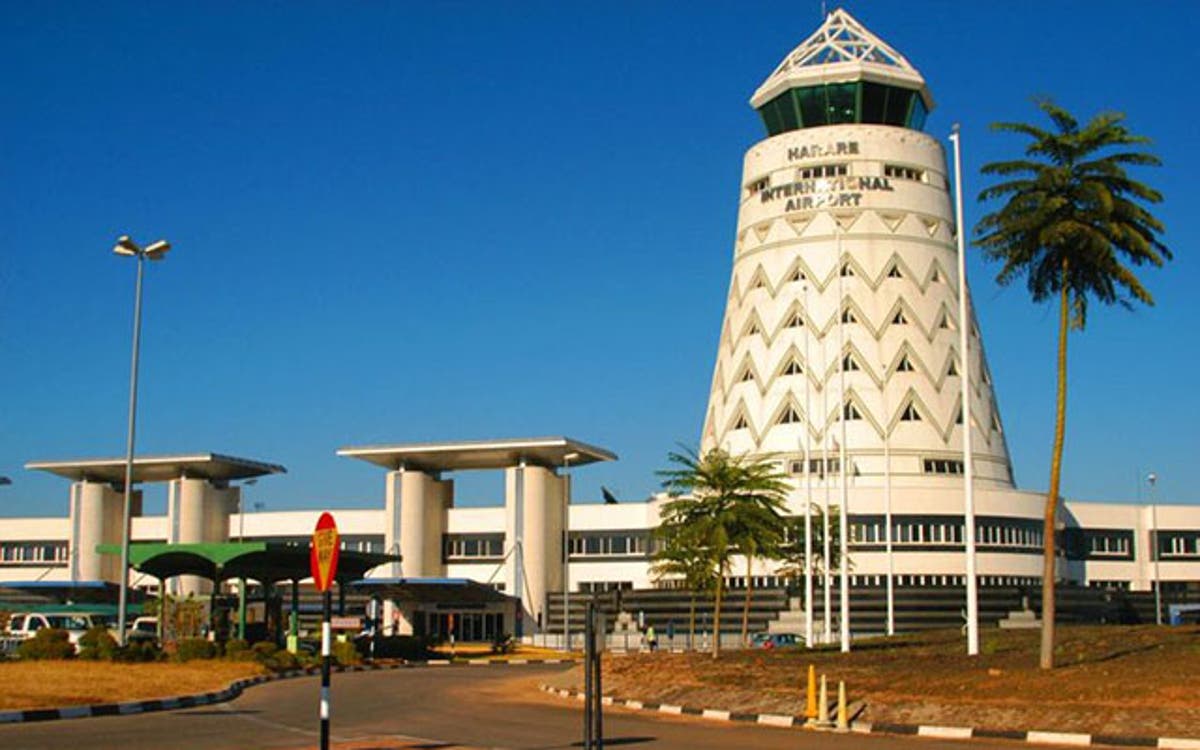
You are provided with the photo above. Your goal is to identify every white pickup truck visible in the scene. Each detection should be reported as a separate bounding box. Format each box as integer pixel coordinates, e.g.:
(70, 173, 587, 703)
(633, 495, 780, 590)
(2, 612, 113, 654)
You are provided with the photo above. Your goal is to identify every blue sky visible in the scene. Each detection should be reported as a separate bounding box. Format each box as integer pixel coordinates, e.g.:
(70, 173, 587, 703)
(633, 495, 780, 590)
(2, 1, 1197, 516)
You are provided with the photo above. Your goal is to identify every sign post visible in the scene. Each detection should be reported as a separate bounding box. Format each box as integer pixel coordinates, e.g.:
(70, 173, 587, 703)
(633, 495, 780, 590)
(310, 512, 340, 750)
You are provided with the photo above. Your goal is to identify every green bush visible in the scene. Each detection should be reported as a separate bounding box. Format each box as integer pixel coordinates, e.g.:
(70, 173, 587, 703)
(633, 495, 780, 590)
(251, 641, 279, 663)
(223, 639, 254, 661)
(332, 640, 359, 666)
(175, 637, 217, 661)
(368, 635, 435, 661)
(18, 628, 75, 660)
(114, 641, 164, 663)
(265, 648, 300, 671)
(77, 626, 118, 660)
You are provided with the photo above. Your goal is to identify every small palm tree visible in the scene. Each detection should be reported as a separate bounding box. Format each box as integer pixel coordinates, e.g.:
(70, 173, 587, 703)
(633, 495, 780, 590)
(650, 521, 717, 649)
(975, 99, 1171, 669)
(658, 446, 788, 657)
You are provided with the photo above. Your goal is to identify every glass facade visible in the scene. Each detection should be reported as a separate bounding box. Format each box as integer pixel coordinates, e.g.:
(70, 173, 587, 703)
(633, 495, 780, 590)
(758, 82, 927, 135)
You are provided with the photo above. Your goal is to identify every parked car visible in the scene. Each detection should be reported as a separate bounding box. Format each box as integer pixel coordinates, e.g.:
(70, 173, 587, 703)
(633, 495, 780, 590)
(3, 611, 112, 652)
(748, 632, 801, 649)
(127, 616, 159, 644)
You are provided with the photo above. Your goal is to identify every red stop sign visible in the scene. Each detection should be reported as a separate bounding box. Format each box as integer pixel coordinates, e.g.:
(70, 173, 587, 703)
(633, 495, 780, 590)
(310, 512, 340, 592)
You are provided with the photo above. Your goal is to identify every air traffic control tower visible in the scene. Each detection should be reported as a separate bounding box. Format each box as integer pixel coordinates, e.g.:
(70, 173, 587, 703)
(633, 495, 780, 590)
(701, 9, 1013, 491)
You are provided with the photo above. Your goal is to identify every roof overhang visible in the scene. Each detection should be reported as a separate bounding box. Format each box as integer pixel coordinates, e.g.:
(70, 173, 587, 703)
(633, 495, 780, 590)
(26, 453, 287, 485)
(337, 436, 617, 473)
(750, 62, 933, 111)
(351, 577, 513, 605)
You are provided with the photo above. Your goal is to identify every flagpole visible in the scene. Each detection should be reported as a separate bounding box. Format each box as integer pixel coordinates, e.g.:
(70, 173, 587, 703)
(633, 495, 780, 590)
(951, 123, 979, 656)
(837, 225, 850, 653)
(803, 281, 814, 649)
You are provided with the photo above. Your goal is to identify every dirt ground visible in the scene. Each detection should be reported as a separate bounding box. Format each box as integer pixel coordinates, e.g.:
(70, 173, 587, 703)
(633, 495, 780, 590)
(551, 626, 1200, 739)
(0, 660, 266, 710)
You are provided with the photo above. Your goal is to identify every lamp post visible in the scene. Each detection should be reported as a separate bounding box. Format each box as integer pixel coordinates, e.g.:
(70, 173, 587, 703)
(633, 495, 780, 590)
(562, 451, 580, 651)
(1148, 472, 1162, 625)
(113, 234, 171, 646)
(949, 125, 979, 656)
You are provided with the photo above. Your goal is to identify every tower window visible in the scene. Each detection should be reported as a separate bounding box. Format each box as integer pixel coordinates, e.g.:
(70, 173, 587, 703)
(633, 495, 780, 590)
(748, 322, 761, 335)
(841, 308, 857, 323)
(900, 403, 922, 422)
(790, 269, 807, 282)
(947, 359, 959, 376)
(787, 312, 804, 328)
(891, 310, 908, 325)
(783, 359, 804, 375)
(843, 402, 862, 420)
(740, 369, 755, 383)
(841, 354, 860, 371)
(955, 408, 963, 425)
(938, 312, 955, 330)
(887, 265, 903, 279)
(931, 268, 943, 283)
(884, 164, 925, 182)
(798, 163, 848, 180)
(733, 415, 749, 430)
(923, 458, 964, 475)
(840, 263, 855, 277)
(896, 355, 915, 372)
(992, 412, 1003, 433)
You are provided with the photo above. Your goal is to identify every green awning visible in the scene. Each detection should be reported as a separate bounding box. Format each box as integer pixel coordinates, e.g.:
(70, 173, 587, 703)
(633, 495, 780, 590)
(97, 542, 400, 585)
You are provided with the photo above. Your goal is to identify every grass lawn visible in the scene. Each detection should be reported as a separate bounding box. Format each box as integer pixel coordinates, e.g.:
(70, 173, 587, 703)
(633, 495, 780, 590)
(0, 660, 268, 711)
(588, 626, 1200, 738)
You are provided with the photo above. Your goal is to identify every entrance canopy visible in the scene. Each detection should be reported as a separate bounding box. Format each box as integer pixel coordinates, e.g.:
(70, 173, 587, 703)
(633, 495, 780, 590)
(337, 436, 616, 472)
(27, 453, 286, 485)
(97, 542, 401, 585)
(351, 577, 511, 605)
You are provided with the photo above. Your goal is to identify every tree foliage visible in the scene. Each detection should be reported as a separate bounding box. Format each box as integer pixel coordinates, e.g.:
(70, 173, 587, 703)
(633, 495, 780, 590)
(975, 99, 1170, 669)
(656, 446, 788, 657)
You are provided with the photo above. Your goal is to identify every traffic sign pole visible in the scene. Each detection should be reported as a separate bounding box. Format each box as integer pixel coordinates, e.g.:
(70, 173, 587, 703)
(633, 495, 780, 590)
(310, 512, 340, 750)
(320, 588, 332, 750)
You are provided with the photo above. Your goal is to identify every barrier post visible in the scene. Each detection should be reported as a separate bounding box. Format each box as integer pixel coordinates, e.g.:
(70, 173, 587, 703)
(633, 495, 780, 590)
(805, 664, 818, 722)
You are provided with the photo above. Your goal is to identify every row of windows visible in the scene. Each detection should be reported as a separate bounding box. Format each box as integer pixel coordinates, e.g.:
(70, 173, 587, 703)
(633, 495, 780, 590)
(259, 535, 384, 554)
(569, 532, 650, 558)
(797, 163, 848, 180)
(757, 81, 928, 135)
(1157, 532, 1200, 558)
(841, 517, 1043, 549)
(578, 580, 634, 593)
(744, 162, 926, 198)
(443, 533, 504, 561)
(0, 541, 68, 565)
(788, 457, 842, 478)
(924, 458, 965, 475)
(741, 263, 949, 288)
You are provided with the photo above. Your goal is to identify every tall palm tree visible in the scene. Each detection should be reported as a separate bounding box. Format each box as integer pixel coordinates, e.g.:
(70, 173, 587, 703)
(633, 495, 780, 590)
(975, 99, 1171, 669)
(658, 446, 788, 657)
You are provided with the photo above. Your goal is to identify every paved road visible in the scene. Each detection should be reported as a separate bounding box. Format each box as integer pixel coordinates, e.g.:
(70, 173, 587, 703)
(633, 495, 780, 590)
(0, 664, 1010, 749)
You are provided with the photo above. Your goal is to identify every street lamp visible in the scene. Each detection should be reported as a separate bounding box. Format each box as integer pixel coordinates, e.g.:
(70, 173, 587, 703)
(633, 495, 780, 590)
(113, 234, 171, 646)
(1148, 472, 1162, 625)
(562, 451, 580, 651)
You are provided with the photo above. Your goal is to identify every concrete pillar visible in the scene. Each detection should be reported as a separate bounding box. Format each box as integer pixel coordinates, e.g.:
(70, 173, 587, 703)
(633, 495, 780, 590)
(504, 464, 564, 634)
(69, 480, 126, 582)
(385, 468, 448, 579)
(168, 477, 236, 596)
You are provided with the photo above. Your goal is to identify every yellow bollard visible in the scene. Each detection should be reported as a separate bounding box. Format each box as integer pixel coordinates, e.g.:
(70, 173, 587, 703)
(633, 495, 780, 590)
(836, 680, 848, 731)
(805, 664, 818, 721)
(817, 674, 829, 725)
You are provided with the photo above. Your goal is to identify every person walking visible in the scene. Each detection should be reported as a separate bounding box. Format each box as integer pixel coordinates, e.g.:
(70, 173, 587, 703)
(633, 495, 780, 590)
(646, 624, 658, 652)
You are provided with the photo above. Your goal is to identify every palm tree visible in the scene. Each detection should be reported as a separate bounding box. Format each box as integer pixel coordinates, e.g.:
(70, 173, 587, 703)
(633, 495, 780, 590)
(975, 99, 1171, 669)
(650, 520, 717, 649)
(658, 446, 788, 657)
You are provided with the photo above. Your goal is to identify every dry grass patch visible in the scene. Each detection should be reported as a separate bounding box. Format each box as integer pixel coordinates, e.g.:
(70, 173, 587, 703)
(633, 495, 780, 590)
(593, 626, 1200, 738)
(0, 660, 267, 711)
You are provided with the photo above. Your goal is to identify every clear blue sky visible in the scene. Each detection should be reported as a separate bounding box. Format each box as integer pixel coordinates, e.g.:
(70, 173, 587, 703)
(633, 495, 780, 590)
(2, 1, 1197, 517)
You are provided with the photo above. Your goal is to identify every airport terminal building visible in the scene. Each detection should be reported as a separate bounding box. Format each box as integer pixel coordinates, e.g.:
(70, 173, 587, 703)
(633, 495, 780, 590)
(2, 10, 1197, 639)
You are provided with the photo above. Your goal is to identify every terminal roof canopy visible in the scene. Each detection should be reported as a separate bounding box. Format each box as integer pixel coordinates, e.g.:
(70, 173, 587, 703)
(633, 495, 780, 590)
(26, 453, 286, 484)
(337, 436, 616, 472)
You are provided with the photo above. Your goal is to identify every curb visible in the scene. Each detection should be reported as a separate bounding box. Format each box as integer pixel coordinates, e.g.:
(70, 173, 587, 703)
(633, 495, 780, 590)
(0, 657, 576, 725)
(537, 684, 1200, 749)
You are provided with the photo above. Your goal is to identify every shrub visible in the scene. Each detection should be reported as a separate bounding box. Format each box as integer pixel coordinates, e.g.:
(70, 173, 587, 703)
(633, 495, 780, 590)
(265, 648, 300, 671)
(332, 640, 359, 666)
(175, 637, 217, 661)
(223, 639, 254, 661)
(18, 628, 75, 660)
(368, 636, 435, 661)
(78, 626, 118, 661)
(251, 641, 279, 663)
(114, 641, 164, 663)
